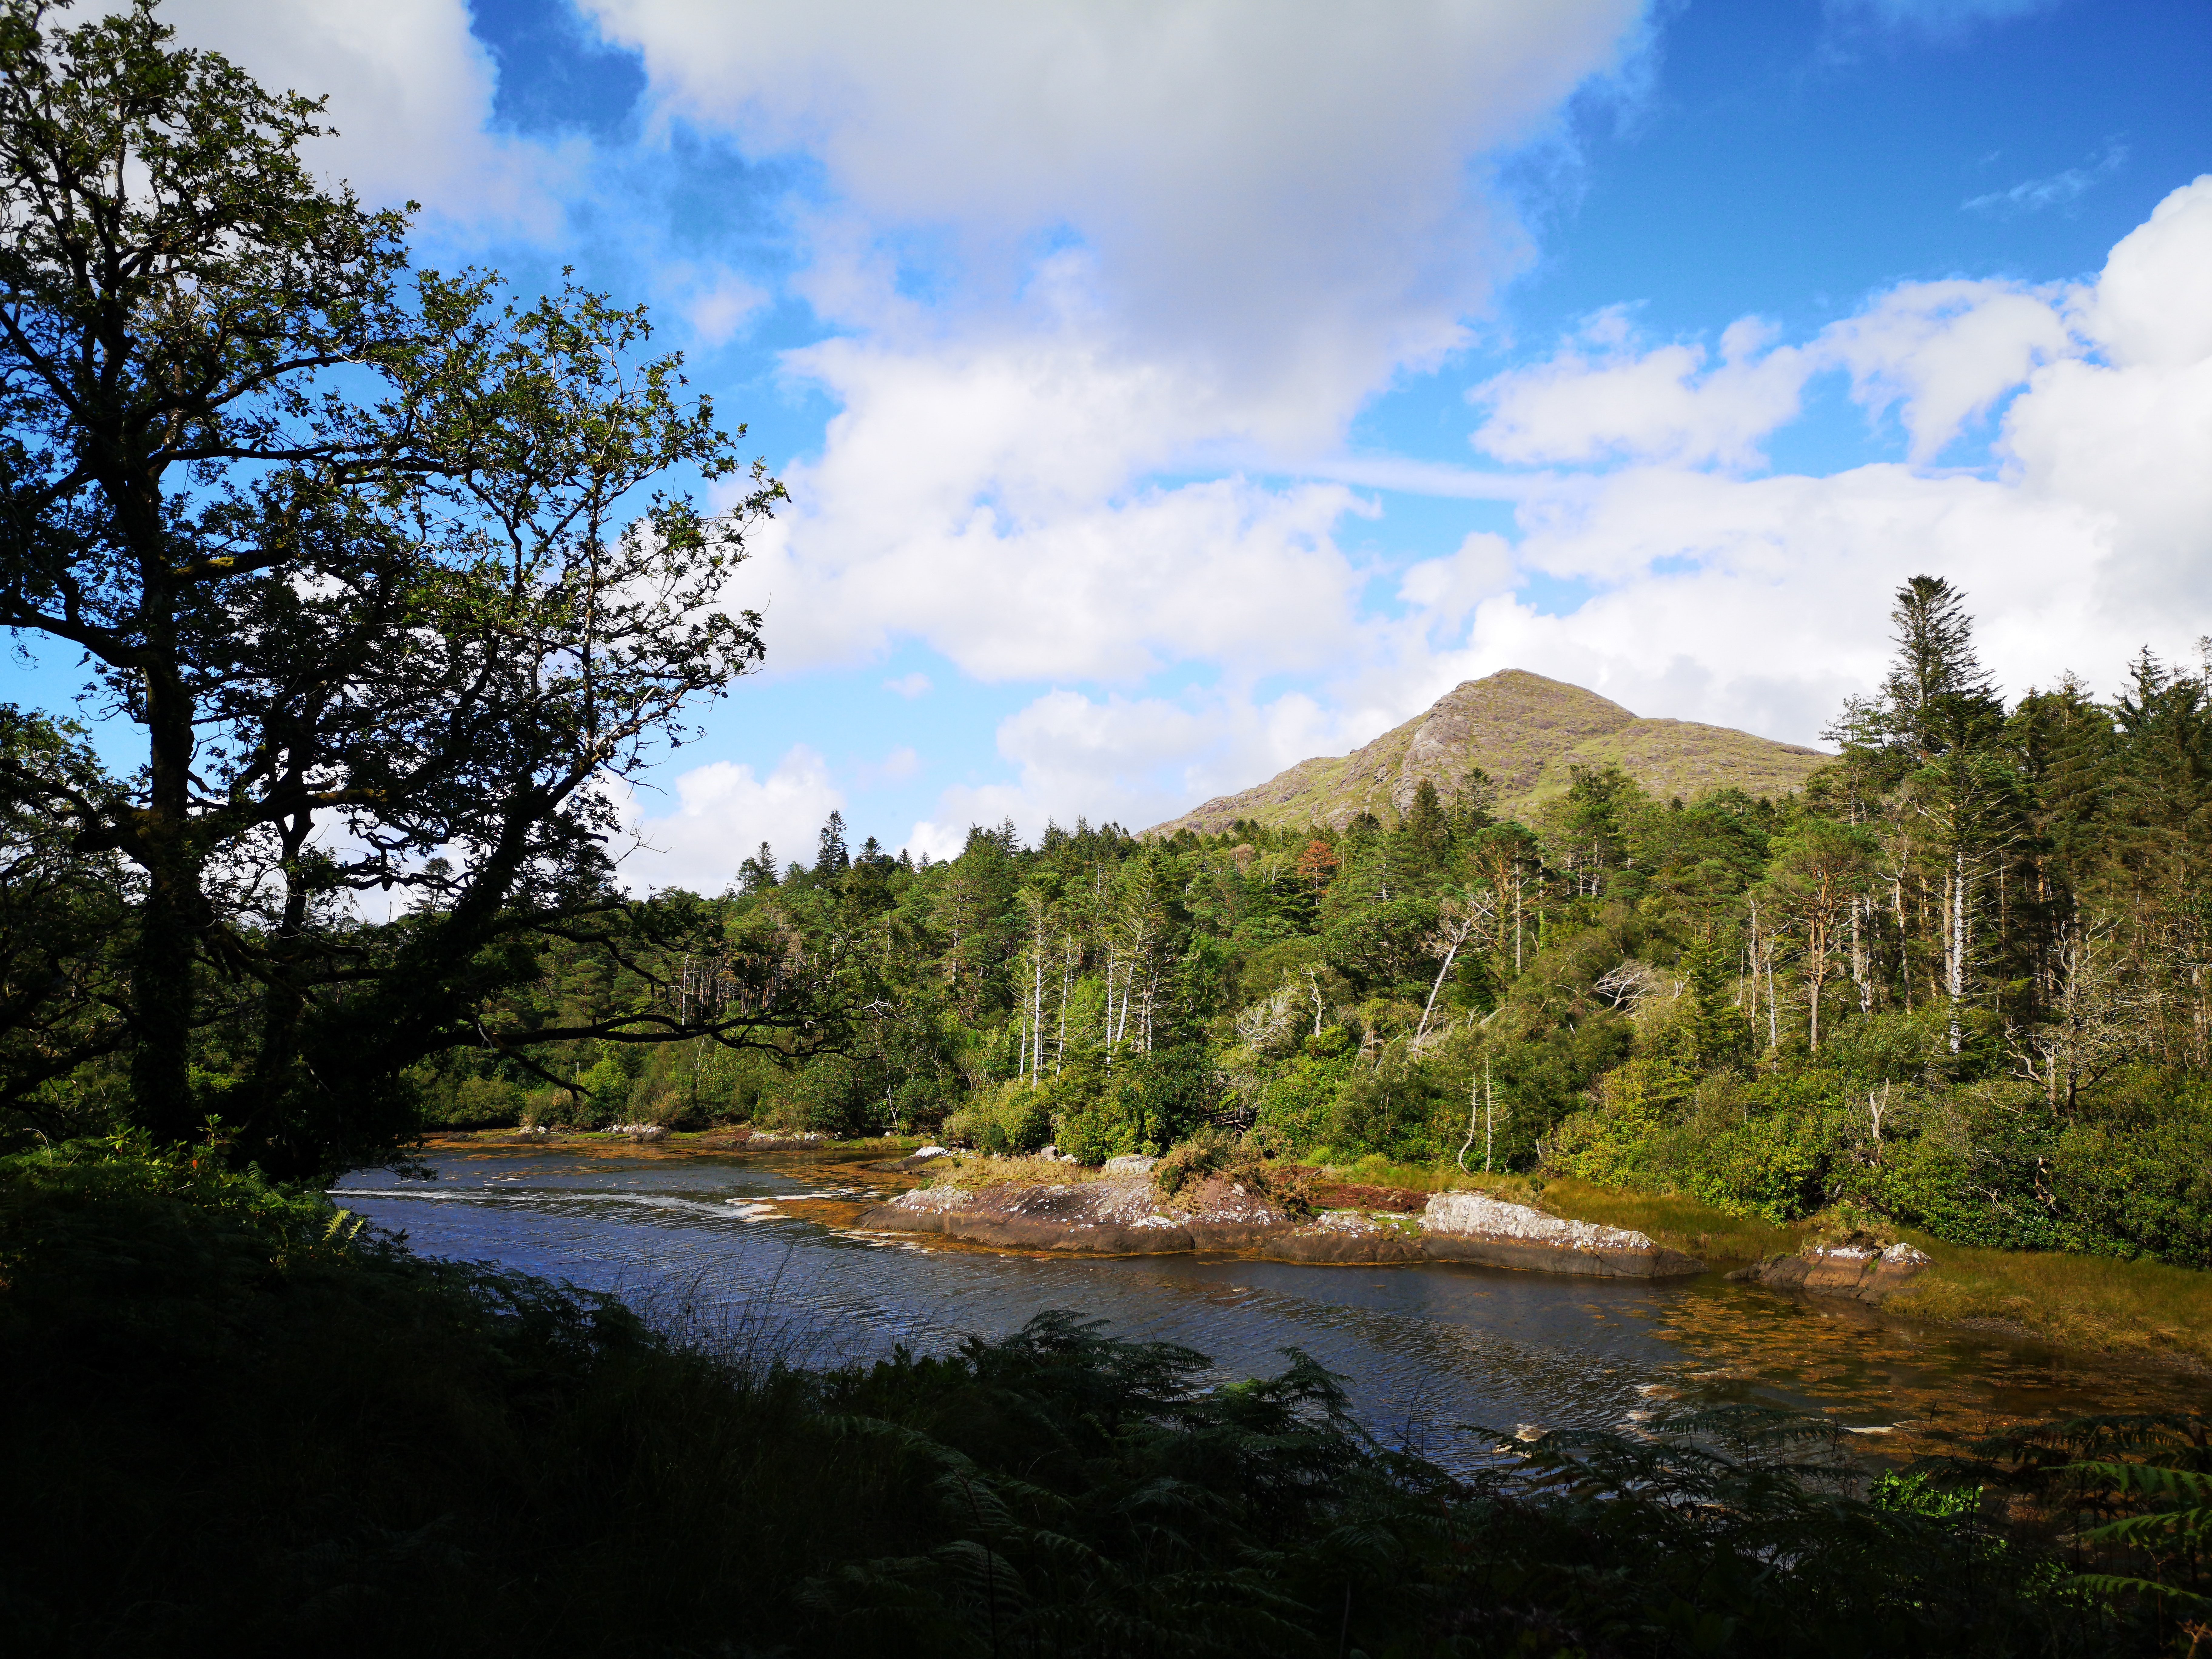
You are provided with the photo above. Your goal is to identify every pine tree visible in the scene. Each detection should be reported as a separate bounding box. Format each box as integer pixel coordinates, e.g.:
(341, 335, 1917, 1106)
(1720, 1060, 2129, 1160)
(816, 812, 851, 875)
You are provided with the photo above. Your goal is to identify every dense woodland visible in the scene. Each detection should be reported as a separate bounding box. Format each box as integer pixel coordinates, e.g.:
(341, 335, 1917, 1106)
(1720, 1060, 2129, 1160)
(8, 553, 2210, 1266)
(388, 584, 2211, 1269)
(0, 5, 2203, 1273)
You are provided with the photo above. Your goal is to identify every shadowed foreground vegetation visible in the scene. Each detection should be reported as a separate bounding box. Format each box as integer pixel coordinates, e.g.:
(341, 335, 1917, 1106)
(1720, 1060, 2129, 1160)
(3, 1141, 2206, 1659)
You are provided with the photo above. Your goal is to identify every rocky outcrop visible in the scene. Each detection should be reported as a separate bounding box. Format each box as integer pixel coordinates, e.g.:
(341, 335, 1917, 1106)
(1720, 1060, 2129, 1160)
(1728, 1241, 1933, 1303)
(1420, 1192, 1706, 1279)
(856, 1178, 1704, 1278)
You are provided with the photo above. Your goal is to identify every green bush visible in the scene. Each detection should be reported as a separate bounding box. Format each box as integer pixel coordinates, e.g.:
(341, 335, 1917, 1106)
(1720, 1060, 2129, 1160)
(1683, 1112, 1834, 1222)
(431, 1075, 524, 1129)
(1253, 1040, 1354, 1152)
(2053, 1090, 2212, 1267)
(577, 1056, 633, 1120)
(943, 1079, 1053, 1154)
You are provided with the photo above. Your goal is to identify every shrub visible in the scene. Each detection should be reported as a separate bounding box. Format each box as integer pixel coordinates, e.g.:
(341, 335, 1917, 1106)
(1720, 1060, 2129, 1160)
(943, 1080, 1053, 1155)
(436, 1075, 524, 1129)
(1152, 1128, 1314, 1216)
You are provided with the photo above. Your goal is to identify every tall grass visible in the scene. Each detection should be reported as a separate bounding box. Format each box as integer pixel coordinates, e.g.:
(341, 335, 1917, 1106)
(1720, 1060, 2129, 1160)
(1887, 1236, 2212, 1369)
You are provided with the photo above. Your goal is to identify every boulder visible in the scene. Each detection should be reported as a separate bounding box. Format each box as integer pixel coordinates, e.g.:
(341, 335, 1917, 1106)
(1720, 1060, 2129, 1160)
(1418, 1192, 1704, 1278)
(1273, 1208, 1426, 1264)
(1728, 1240, 1932, 1303)
(1102, 1155, 1157, 1176)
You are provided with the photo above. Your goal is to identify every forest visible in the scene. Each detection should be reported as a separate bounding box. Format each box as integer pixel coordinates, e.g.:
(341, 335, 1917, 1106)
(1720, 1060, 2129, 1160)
(0, 3, 2202, 1276)
(368, 579, 2210, 1270)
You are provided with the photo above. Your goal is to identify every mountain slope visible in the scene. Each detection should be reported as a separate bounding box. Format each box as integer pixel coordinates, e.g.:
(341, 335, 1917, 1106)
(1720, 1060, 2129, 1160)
(1146, 670, 1828, 836)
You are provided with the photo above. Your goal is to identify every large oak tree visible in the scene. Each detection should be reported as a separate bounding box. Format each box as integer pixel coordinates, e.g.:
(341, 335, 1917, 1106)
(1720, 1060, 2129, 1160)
(0, 1, 795, 1171)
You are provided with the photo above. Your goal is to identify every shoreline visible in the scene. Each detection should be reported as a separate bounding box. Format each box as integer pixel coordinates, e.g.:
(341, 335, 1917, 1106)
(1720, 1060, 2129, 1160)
(416, 1130, 2212, 1375)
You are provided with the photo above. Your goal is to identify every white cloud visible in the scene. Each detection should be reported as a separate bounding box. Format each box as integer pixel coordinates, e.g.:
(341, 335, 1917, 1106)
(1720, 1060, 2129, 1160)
(2080, 177, 2212, 369)
(612, 746, 842, 893)
(964, 175, 2212, 828)
(883, 672, 932, 699)
(1473, 280, 2074, 470)
(736, 330, 1375, 682)
(1821, 280, 2071, 461)
(1964, 142, 2127, 219)
(670, 265, 772, 348)
(1471, 310, 1811, 468)
(161, 0, 573, 235)
(588, 0, 1649, 441)
(1433, 177, 2212, 745)
(908, 683, 1352, 853)
(1826, 0, 2058, 37)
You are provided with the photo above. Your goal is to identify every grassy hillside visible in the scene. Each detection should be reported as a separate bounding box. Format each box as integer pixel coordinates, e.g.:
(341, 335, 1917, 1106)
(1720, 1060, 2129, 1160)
(1148, 669, 1827, 835)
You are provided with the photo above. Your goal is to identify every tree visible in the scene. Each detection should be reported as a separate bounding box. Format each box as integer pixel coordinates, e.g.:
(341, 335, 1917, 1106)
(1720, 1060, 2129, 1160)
(0, 707, 130, 1119)
(736, 843, 780, 894)
(815, 811, 851, 876)
(1881, 575, 2002, 764)
(1464, 821, 1542, 974)
(1294, 837, 1338, 891)
(1760, 818, 1876, 1052)
(1872, 578, 2013, 1052)
(1552, 764, 1637, 899)
(0, 4, 784, 1167)
(1404, 777, 1449, 867)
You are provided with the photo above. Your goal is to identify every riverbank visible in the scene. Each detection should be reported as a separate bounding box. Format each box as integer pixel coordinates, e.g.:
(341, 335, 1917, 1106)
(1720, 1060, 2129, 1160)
(423, 1131, 2212, 1372)
(18, 1137, 2180, 1658)
(1498, 1175, 2212, 1372)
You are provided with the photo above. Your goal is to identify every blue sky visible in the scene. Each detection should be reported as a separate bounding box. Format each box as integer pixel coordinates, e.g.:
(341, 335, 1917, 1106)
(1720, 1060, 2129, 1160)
(9, 0, 2210, 888)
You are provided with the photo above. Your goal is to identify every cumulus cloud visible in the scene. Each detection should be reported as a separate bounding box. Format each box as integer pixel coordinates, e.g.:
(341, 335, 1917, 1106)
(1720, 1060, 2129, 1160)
(161, 0, 574, 234)
(611, 746, 842, 894)
(587, 0, 1648, 441)
(907, 684, 1352, 856)
(1471, 311, 1810, 468)
(1825, 0, 2059, 38)
(1447, 176, 2212, 744)
(953, 175, 2212, 833)
(737, 327, 1374, 682)
(1821, 280, 2071, 461)
(1474, 280, 2075, 470)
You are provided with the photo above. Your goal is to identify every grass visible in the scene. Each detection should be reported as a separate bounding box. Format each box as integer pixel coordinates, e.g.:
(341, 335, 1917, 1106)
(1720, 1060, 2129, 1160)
(1885, 1233, 2212, 1371)
(1304, 1157, 1805, 1262)
(1519, 1177, 1809, 1265)
(1304, 1156, 2212, 1366)
(923, 1151, 1107, 1189)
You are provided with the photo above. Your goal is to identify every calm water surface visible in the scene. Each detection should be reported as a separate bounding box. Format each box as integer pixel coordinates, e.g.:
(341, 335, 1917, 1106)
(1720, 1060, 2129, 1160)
(335, 1143, 2208, 1468)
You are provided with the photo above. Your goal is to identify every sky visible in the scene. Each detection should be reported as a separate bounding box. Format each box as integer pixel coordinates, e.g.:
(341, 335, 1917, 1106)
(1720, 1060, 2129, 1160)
(9, 0, 2211, 890)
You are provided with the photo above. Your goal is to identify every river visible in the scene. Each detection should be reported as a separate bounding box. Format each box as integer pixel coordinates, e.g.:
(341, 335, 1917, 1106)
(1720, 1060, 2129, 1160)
(334, 1140, 2207, 1469)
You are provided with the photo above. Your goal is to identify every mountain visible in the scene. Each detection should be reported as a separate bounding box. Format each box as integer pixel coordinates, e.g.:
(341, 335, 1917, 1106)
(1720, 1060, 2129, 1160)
(1145, 670, 1829, 837)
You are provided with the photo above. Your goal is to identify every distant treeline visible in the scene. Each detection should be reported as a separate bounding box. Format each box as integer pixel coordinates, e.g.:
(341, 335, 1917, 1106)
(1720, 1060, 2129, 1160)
(10, 581, 2208, 1264)
(382, 578, 2211, 1267)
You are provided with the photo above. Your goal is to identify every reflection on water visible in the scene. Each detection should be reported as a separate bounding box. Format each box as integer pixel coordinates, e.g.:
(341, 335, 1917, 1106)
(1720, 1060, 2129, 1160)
(335, 1144, 2209, 1469)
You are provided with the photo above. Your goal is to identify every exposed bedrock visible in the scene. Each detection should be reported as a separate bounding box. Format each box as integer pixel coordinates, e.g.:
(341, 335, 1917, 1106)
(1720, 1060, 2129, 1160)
(1727, 1240, 1933, 1303)
(853, 1179, 1703, 1277)
(1419, 1191, 1706, 1279)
